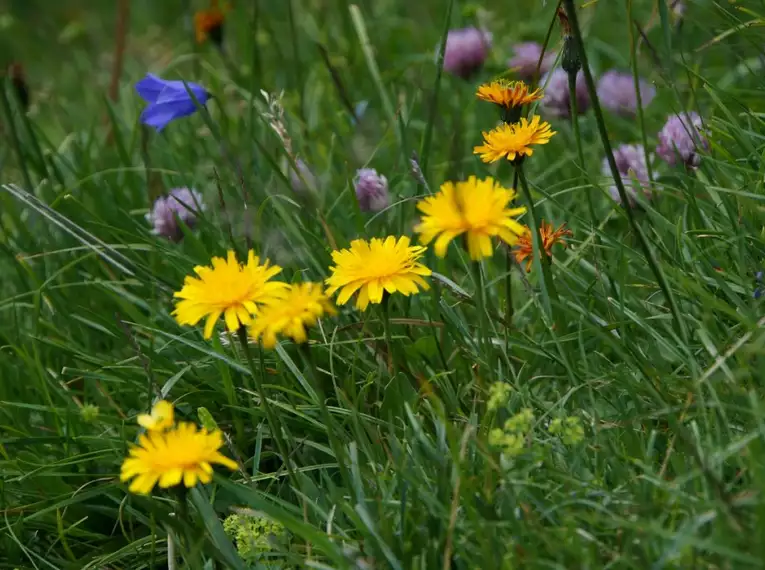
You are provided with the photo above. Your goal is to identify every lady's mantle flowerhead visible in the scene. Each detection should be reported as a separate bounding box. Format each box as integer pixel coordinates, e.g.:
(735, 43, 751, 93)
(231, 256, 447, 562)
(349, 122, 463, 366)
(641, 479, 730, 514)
(194, 0, 229, 46)
(147, 187, 204, 242)
(173, 250, 288, 339)
(325, 236, 431, 310)
(414, 176, 527, 261)
(540, 69, 589, 118)
(656, 112, 707, 168)
(442, 27, 492, 79)
(508, 42, 556, 80)
(354, 168, 389, 213)
(223, 513, 287, 563)
(487, 382, 512, 412)
(138, 400, 175, 432)
(603, 144, 652, 205)
(513, 220, 572, 272)
(473, 115, 555, 164)
(135, 73, 210, 132)
(476, 80, 543, 115)
(596, 71, 656, 117)
(248, 282, 336, 349)
(120, 400, 236, 495)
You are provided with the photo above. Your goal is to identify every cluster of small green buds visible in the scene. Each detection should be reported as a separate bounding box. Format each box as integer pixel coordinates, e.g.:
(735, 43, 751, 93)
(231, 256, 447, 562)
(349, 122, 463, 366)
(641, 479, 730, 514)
(487, 382, 512, 412)
(549, 416, 585, 445)
(223, 512, 287, 563)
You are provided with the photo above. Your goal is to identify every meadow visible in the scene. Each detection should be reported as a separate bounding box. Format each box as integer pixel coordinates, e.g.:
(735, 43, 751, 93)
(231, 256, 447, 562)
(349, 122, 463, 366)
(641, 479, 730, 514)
(2, 0, 765, 568)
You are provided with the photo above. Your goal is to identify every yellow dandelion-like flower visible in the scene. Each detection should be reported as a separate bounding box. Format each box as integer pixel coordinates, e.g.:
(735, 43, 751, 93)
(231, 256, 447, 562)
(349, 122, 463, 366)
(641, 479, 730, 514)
(173, 250, 289, 339)
(476, 80, 543, 109)
(194, 0, 229, 44)
(249, 282, 336, 349)
(120, 421, 237, 495)
(325, 236, 431, 310)
(473, 115, 555, 163)
(513, 220, 572, 272)
(137, 400, 174, 432)
(414, 176, 527, 260)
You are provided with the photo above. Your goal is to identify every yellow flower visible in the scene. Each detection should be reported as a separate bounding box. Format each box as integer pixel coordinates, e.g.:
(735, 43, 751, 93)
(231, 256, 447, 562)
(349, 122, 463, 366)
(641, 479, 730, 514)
(173, 250, 288, 339)
(249, 282, 336, 349)
(414, 176, 527, 260)
(137, 400, 174, 432)
(325, 236, 431, 310)
(473, 115, 555, 163)
(194, 0, 229, 44)
(120, 422, 237, 495)
(513, 220, 572, 272)
(476, 80, 542, 109)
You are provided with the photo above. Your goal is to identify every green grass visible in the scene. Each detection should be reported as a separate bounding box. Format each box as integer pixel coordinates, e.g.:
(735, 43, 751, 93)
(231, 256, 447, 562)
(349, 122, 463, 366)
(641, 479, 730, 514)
(3, 0, 765, 568)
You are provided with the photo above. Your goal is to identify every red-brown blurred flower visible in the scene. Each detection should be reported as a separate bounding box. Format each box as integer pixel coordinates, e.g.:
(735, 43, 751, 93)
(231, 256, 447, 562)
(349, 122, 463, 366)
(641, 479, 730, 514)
(194, 0, 229, 46)
(513, 221, 572, 272)
(6, 63, 30, 111)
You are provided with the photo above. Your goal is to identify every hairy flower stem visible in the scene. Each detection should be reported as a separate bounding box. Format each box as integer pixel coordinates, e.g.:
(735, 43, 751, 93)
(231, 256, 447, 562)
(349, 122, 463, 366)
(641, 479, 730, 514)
(515, 165, 558, 321)
(561, 0, 688, 345)
(567, 74, 597, 234)
(380, 294, 399, 377)
(236, 328, 297, 487)
(472, 260, 493, 381)
(505, 170, 520, 331)
(298, 345, 352, 489)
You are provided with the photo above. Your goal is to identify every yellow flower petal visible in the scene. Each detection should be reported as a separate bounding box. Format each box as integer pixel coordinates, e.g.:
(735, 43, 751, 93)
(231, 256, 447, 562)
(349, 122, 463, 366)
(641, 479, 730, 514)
(324, 236, 431, 311)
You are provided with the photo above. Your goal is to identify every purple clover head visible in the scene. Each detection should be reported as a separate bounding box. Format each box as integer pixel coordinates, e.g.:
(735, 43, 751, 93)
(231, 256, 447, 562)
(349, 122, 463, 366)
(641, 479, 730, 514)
(540, 68, 589, 118)
(507, 42, 556, 80)
(656, 112, 708, 168)
(146, 187, 205, 242)
(602, 144, 652, 206)
(354, 168, 390, 213)
(596, 71, 656, 117)
(136, 73, 211, 132)
(441, 27, 492, 79)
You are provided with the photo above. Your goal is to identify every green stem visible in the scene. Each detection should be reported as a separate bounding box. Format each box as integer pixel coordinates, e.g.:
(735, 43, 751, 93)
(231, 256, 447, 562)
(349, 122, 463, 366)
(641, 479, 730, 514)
(514, 165, 558, 322)
(627, 0, 654, 184)
(567, 72, 597, 232)
(561, 0, 688, 345)
(381, 294, 397, 376)
(236, 328, 296, 485)
(298, 345, 352, 489)
(472, 260, 493, 380)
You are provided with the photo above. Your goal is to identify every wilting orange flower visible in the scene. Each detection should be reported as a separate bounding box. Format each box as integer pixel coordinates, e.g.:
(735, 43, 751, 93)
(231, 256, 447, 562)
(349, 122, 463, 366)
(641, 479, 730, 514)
(513, 221, 572, 271)
(194, 0, 229, 44)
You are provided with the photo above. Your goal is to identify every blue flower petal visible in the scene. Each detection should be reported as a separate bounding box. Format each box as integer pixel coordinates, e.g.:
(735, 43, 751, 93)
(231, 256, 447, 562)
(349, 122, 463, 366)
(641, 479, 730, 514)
(155, 83, 209, 106)
(141, 101, 197, 131)
(135, 73, 170, 104)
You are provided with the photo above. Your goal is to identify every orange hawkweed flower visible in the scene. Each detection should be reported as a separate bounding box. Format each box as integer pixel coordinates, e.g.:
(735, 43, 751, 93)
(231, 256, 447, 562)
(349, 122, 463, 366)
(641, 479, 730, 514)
(513, 221, 572, 271)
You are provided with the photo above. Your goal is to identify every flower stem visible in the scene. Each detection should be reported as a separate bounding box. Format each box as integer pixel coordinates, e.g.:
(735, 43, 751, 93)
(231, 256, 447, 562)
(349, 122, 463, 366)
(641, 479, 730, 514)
(236, 327, 296, 485)
(567, 72, 597, 233)
(515, 165, 560, 322)
(298, 344, 352, 489)
(472, 260, 493, 381)
(381, 294, 397, 376)
(561, 0, 688, 345)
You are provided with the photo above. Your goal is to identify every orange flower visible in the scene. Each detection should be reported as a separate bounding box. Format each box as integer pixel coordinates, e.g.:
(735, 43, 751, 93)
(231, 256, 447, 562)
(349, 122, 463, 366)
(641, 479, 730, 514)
(194, 1, 229, 45)
(513, 221, 572, 271)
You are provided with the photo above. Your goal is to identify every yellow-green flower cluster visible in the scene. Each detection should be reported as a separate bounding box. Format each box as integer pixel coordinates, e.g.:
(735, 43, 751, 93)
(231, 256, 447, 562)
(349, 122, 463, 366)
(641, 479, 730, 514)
(223, 513, 287, 562)
(549, 416, 585, 445)
(488, 408, 534, 457)
(487, 382, 512, 412)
